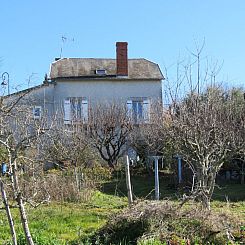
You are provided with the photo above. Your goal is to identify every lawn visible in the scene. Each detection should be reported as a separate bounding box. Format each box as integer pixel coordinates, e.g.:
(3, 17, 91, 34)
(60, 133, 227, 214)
(0, 191, 127, 244)
(103, 172, 245, 201)
(0, 175, 244, 244)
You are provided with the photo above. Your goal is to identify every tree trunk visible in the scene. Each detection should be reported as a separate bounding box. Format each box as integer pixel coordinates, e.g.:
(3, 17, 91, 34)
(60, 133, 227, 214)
(125, 155, 133, 206)
(12, 159, 34, 245)
(199, 183, 213, 210)
(192, 163, 217, 210)
(0, 177, 17, 245)
(16, 193, 34, 245)
(201, 193, 211, 211)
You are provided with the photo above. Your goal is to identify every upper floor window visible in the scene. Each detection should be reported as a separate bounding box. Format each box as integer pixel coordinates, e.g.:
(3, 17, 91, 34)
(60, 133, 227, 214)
(33, 106, 42, 119)
(64, 97, 88, 124)
(127, 98, 150, 123)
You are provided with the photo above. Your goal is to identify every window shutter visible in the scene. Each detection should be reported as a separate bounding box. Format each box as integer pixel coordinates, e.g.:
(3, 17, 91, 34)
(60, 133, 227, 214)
(127, 100, 133, 119)
(64, 99, 71, 124)
(143, 99, 150, 122)
(82, 99, 88, 123)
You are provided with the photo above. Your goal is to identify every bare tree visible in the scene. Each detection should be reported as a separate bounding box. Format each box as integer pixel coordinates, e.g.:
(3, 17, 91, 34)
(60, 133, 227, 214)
(88, 103, 132, 168)
(169, 87, 234, 210)
(161, 42, 236, 209)
(42, 123, 97, 191)
(0, 94, 49, 245)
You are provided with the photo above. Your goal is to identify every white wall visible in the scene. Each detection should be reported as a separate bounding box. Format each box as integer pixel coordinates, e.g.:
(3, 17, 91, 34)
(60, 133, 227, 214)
(11, 79, 162, 123)
(53, 79, 162, 104)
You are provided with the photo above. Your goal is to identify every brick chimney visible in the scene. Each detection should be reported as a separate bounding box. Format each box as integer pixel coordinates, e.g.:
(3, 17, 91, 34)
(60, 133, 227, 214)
(116, 42, 128, 76)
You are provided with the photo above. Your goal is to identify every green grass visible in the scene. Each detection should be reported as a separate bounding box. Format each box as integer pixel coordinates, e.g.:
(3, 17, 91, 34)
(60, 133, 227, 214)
(0, 175, 244, 244)
(213, 183, 245, 201)
(102, 173, 245, 201)
(0, 191, 127, 244)
(102, 173, 177, 200)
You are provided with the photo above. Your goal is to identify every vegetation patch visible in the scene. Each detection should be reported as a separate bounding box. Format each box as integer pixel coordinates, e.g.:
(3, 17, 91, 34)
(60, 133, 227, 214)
(82, 200, 243, 245)
(0, 191, 127, 244)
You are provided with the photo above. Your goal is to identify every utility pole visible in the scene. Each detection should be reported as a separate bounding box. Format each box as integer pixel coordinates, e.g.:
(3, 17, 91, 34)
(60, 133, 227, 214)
(1, 72, 10, 95)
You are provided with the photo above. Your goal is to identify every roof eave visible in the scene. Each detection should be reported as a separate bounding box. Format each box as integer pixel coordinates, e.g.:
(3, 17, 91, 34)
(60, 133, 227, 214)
(51, 76, 163, 81)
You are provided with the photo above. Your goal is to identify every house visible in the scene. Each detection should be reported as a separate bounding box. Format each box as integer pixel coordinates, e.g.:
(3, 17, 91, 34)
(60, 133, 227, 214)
(12, 42, 164, 124)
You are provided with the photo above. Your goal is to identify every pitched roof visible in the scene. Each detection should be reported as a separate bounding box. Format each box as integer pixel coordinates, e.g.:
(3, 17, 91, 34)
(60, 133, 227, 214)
(50, 58, 163, 80)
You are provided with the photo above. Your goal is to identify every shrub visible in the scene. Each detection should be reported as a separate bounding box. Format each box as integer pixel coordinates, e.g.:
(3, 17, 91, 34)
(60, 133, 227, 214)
(17, 163, 112, 204)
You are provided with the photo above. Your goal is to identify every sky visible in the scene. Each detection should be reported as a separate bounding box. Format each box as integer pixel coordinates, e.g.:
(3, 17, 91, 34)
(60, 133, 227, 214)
(0, 0, 245, 93)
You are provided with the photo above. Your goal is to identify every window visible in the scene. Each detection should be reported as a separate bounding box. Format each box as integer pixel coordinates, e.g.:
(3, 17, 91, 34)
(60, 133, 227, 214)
(95, 69, 106, 75)
(127, 98, 150, 123)
(33, 106, 42, 119)
(64, 98, 88, 124)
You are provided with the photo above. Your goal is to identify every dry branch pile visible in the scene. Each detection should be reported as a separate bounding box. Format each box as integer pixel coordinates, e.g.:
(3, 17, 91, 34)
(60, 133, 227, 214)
(86, 200, 242, 244)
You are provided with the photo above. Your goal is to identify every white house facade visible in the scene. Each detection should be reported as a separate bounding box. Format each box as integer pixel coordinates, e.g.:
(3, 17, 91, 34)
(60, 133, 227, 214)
(14, 42, 164, 124)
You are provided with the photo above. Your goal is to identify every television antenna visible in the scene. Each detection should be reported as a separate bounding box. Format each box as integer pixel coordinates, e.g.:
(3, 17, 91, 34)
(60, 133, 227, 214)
(59, 35, 75, 58)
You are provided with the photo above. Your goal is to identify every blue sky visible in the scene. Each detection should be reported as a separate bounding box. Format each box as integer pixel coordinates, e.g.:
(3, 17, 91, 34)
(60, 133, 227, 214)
(0, 0, 244, 92)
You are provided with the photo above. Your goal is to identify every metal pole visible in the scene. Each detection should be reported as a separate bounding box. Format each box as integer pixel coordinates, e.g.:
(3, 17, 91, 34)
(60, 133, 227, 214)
(125, 155, 133, 205)
(177, 156, 182, 184)
(1, 72, 10, 95)
(154, 156, 160, 200)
